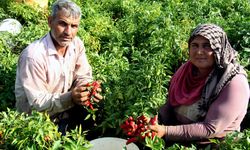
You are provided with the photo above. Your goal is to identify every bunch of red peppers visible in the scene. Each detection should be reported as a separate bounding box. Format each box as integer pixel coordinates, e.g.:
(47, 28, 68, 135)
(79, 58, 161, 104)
(120, 115, 158, 145)
(82, 81, 101, 120)
(85, 81, 101, 110)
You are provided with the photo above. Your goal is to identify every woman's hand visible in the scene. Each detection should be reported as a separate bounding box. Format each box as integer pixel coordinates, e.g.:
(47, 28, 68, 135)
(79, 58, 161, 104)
(149, 124, 167, 138)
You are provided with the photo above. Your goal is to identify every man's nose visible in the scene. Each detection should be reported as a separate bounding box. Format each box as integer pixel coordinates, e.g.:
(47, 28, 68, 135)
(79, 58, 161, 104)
(64, 25, 71, 35)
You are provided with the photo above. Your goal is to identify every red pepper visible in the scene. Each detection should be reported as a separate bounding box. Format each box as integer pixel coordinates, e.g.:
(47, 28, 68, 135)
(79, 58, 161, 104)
(127, 131, 133, 136)
(125, 120, 129, 126)
(137, 115, 147, 123)
(151, 131, 156, 139)
(128, 116, 134, 121)
(84, 81, 101, 110)
(126, 137, 137, 145)
(92, 91, 97, 96)
(86, 83, 92, 87)
(89, 104, 94, 110)
(92, 81, 100, 88)
(149, 115, 158, 125)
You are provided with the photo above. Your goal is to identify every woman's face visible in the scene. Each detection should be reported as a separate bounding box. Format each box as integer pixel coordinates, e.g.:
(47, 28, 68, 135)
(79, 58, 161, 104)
(189, 35, 215, 74)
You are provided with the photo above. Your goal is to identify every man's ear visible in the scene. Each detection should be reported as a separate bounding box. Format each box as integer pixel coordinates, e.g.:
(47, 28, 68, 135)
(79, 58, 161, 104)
(48, 16, 52, 28)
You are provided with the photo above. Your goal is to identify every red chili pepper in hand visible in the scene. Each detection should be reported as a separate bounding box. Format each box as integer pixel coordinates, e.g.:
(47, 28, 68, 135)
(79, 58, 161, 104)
(149, 115, 158, 125)
(151, 131, 156, 139)
(126, 137, 137, 145)
(84, 81, 101, 110)
(120, 115, 159, 144)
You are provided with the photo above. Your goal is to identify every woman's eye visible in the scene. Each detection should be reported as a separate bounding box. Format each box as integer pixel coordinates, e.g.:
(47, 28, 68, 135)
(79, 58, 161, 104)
(204, 44, 210, 48)
(191, 44, 198, 49)
(203, 44, 212, 51)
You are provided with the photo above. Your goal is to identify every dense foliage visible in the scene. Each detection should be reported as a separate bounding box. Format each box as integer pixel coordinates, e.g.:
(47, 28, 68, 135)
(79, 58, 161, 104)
(0, 0, 249, 149)
(0, 109, 91, 149)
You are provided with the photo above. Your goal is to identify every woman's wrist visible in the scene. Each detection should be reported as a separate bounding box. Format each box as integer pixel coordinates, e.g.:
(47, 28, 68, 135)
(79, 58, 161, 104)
(165, 126, 168, 136)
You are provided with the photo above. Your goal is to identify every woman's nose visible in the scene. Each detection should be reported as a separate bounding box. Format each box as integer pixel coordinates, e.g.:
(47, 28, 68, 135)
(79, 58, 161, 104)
(197, 47, 204, 54)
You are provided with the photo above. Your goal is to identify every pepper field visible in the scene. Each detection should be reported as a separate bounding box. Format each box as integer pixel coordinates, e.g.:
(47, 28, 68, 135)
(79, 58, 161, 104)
(0, 0, 249, 149)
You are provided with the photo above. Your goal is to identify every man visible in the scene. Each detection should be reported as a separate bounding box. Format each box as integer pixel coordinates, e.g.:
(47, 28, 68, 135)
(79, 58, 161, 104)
(15, 0, 102, 136)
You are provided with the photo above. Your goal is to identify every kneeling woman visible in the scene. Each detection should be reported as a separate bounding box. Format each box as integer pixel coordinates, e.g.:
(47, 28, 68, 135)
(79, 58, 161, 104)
(150, 24, 249, 146)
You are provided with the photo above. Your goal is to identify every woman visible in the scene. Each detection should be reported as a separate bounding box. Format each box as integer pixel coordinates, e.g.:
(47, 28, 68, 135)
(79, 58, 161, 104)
(150, 24, 249, 145)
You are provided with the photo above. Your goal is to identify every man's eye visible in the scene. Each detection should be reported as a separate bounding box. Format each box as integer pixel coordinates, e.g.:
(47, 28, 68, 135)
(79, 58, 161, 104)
(71, 25, 78, 29)
(59, 22, 67, 27)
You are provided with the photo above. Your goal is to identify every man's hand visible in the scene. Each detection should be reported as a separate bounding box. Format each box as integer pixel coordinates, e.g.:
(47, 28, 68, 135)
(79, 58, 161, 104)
(91, 86, 103, 103)
(71, 85, 90, 105)
(71, 82, 103, 106)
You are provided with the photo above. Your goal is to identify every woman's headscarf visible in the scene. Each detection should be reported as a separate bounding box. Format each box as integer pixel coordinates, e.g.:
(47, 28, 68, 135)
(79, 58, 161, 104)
(188, 24, 238, 69)
(169, 24, 246, 120)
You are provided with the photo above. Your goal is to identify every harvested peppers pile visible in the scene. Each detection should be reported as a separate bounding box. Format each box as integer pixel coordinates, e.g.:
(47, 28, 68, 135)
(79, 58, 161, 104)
(120, 115, 158, 145)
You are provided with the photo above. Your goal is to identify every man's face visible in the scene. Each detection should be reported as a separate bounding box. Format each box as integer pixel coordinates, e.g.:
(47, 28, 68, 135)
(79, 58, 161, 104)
(48, 10, 80, 49)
